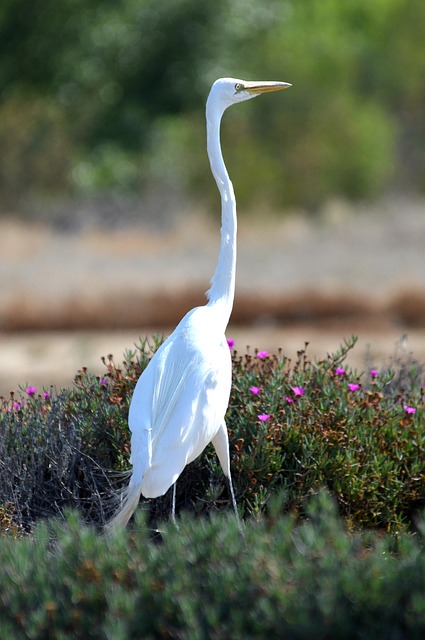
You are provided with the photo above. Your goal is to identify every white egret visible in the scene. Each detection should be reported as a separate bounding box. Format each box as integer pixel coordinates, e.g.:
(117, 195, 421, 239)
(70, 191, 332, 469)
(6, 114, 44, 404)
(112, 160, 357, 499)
(106, 77, 291, 531)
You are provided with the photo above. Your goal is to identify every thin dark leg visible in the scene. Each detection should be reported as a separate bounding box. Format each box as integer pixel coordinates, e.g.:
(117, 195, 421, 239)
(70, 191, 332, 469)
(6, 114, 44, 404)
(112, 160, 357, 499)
(171, 482, 178, 528)
(227, 474, 243, 534)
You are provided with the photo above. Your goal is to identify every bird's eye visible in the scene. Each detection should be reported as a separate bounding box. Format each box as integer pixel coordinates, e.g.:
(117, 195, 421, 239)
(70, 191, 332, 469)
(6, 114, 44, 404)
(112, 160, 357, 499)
(234, 83, 244, 93)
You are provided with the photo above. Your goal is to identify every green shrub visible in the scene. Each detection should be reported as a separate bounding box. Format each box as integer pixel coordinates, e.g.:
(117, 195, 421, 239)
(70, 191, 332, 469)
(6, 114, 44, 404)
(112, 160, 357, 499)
(226, 337, 425, 531)
(0, 494, 425, 639)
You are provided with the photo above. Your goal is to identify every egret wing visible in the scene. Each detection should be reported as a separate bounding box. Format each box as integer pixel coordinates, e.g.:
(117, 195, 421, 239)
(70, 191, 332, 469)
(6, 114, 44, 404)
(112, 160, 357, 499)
(150, 344, 199, 454)
(131, 332, 231, 498)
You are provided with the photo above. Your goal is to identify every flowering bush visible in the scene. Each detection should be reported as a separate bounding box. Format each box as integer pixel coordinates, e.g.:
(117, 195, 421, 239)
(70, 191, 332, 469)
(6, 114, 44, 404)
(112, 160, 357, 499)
(1, 335, 424, 533)
(225, 336, 424, 529)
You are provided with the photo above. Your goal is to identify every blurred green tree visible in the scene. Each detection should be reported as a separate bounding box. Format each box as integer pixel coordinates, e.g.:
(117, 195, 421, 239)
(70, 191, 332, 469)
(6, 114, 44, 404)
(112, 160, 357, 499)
(0, 0, 424, 214)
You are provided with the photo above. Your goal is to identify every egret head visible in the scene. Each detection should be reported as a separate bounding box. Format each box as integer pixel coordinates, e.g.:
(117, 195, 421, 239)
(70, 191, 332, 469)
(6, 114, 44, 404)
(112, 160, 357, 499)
(207, 77, 291, 115)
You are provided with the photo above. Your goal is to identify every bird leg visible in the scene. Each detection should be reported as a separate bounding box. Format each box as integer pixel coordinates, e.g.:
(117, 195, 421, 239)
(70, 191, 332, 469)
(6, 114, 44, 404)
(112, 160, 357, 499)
(212, 422, 243, 532)
(171, 482, 179, 529)
(227, 474, 243, 534)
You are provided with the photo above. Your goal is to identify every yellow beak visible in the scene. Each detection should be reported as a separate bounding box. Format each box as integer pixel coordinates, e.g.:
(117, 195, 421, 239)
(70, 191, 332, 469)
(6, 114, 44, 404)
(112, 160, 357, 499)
(244, 81, 292, 94)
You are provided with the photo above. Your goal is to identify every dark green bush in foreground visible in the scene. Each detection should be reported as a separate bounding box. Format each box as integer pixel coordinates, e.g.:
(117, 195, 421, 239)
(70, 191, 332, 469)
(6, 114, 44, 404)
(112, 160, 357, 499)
(1, 336, 424, 533)
(0, 493, 425, 639)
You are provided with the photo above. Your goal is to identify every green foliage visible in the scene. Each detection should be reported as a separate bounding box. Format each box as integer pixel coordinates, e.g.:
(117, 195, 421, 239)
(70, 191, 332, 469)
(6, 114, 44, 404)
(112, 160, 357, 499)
(226, 338, 425, 531)
(0, 495, 425, 638)
(0, 94, 75, 207)
(1, 0, 424, 211)
(0, 367, 127, 530)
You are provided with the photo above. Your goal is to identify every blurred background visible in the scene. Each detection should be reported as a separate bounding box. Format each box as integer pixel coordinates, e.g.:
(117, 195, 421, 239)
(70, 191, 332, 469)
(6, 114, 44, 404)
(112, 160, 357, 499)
(1, 0, 425, 394)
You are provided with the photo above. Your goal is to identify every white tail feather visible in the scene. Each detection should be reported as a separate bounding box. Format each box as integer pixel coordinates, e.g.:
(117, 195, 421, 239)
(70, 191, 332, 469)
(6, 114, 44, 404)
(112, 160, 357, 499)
(105, 482, 142, 534)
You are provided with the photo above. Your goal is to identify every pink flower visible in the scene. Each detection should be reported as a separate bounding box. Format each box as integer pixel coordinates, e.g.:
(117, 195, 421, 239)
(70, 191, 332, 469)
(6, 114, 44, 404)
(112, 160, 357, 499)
(370, 369, 378, 379)
(249, 386, 261, 395)
(26, 386, 36, 397)
(291, 386, 305, 396)
(226, 338, 235, 350)
(285, 396, 294, 404)
(348, 383, 360, 392)
(43, 391, 51, 399)
(13, 402, 21, 410)
(403, 405, 416, 415)
(100, 378, 108, 386)
(335, 367, 345, 376)
(257, 350, 269, 359)
(258, 413, 270, 422)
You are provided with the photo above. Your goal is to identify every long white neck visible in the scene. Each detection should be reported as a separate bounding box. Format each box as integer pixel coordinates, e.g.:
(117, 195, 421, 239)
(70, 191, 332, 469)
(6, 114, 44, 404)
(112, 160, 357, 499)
(205, 100, 237, 331)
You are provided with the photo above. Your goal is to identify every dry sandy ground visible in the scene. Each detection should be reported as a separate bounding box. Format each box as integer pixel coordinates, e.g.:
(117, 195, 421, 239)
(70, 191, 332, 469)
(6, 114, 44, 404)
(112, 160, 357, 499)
(1, 198, 425, 395)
